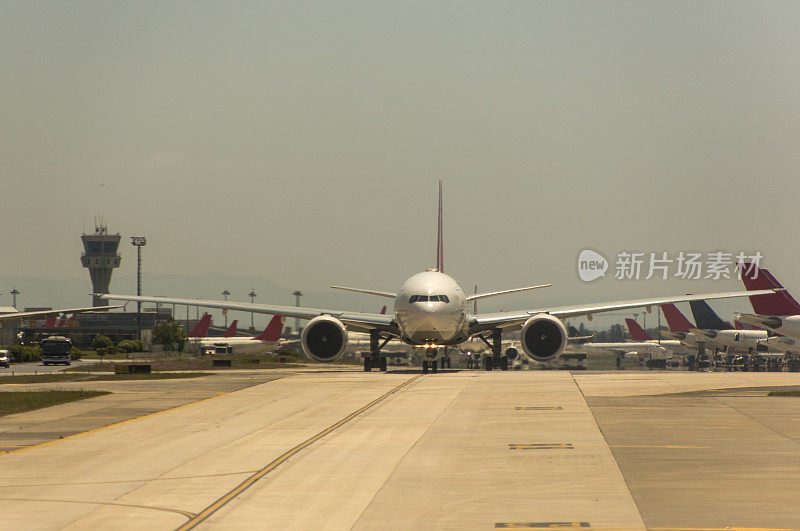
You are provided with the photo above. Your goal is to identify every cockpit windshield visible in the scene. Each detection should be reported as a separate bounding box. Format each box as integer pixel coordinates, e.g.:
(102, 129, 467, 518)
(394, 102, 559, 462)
(409, 294, 449, 303)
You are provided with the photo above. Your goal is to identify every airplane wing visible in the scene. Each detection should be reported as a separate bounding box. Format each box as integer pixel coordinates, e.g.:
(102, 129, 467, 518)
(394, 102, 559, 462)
(578, 342, 666, 354)
(100, 294, 397, 335)
(0, 305, 123, 323)
(469, 289, 778, 334)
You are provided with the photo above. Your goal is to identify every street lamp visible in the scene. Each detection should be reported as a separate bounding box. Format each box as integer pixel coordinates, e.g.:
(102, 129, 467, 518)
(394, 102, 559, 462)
(222, 290, 230, 327)
(130, 236, 146, 340)
(248, 289, 257, 333)
(293, 290, 303, 337)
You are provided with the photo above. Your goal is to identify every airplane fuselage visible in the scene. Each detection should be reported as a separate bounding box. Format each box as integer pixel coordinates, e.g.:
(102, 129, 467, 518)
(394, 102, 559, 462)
(394, 270, 470, 346)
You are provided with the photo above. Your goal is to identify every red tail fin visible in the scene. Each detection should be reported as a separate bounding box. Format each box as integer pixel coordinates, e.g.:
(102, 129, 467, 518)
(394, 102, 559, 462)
(187, 314, 212, 338)
(223, 320, 238, 338)
(660, 303, 694, 332)
(734, 320, 744, 330)
(380, 306, 386, 315)
(42, 316, 57, 328)
(56, 316, 67, 327)
(255, 315, 284, 342)
(436, 180, 444, 273)
(66, 316, 77, 327)
(625, 318, 652, 341)
(739, 263, 800, 316)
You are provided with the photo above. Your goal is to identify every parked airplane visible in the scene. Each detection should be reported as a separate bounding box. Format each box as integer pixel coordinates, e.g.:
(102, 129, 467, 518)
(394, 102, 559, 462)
(737, 263, 800, 344)
(196, 315, 285, 349)
(101, 182, 777, 373)
(187, 314, 212, 338)
(688, 300, 773, 354)
(0, 305, 121, 325)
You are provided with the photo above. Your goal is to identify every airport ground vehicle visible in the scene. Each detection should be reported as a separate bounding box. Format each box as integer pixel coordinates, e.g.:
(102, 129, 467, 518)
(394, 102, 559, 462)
(41, 336, 72, 365)
(0, 350, 9, 368)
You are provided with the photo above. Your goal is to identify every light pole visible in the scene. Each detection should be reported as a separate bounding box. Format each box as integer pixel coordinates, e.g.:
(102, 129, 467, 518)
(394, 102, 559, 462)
(10, 287, 19, 309)
(293, 290, 303, 337)
(130, 236, 146, 340)
(248, 289, 257, 333)
(222, 290, 230, 327)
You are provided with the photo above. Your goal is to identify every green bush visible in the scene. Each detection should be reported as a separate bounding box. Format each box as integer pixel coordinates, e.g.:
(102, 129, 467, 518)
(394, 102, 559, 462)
(92, 335, 114, 350)
(9, 345, 42, 363)
(117, 340, 144, 353)
(70, 347, 83, 361)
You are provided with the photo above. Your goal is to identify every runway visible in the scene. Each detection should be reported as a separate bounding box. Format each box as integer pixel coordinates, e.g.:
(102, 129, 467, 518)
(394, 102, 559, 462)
(1, 370, 799, 530)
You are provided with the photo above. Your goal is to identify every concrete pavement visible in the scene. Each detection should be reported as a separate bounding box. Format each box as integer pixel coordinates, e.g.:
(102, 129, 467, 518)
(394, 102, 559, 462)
(0, 370, 798, 530)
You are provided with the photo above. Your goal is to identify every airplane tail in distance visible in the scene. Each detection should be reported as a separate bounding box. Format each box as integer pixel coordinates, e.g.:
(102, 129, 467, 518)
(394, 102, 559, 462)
(660, 303, 694, 332)
(67, 316, 77, 327)
(625, 318, 652, 341)
(380, 306, 386, 315)
(739, 263, 800, 316)
(436, 180, 444, 273)
(42, 316, 57, 328)
(689, 300, 730, 330)
(255, 315, 284, 342)
(188, 314, 212, 338)
(56, 316, 67, 327)
(223, 320, 238, 338)
(735, 320, 745, 330)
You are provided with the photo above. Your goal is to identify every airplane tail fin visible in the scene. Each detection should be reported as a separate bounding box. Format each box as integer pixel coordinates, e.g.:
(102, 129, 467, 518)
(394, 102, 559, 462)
(187, 314, 212, 338)
(739, 263, 800, 316)
(734, 320, 745, 330)
(56, 316, 67, 327)
(660, 303, 694, 332)
(223, 319, 238, 338)
(380, 306, 386, 315)
(42, 316, 57, 328)
(255, 315, 284, 342)
(689, 300, 730, 330)
(66, 316, 77, 327)
(625, 318, 653, 341)
(436, 180, 444, 273)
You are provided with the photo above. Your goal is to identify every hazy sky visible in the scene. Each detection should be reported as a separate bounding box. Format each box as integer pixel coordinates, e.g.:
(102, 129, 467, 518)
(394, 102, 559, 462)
(2, 1, 799, 319)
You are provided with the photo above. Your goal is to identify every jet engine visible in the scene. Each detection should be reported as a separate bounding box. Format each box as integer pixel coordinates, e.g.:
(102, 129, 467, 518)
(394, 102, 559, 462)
(301, 315, 349, 362)
(520, 314, 568, 362)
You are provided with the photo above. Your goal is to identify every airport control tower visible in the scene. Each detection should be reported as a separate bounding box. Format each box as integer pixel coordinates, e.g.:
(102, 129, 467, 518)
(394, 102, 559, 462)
(81, 221, 121, 306)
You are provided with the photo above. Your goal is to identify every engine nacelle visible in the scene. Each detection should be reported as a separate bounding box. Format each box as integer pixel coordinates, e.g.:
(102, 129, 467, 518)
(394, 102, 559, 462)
(301, 315, 349, 362)
(520, 314, 567, 362)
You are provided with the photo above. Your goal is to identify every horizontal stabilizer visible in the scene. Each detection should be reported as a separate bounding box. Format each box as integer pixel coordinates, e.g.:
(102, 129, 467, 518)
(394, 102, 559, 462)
(466, 283, 551, 302)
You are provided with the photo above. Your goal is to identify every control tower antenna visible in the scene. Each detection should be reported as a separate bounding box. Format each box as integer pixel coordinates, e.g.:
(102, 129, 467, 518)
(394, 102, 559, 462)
(81, 220, 121, 306)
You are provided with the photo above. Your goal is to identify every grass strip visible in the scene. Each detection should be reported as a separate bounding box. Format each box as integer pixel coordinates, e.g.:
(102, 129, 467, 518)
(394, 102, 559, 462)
(0, 390, 110, 416)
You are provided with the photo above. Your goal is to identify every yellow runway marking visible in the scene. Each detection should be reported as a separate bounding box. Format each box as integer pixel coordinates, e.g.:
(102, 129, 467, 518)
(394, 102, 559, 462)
(5, 497, 196, 519)
(0, 393, 229, 456)
(176, 375, 423, 531)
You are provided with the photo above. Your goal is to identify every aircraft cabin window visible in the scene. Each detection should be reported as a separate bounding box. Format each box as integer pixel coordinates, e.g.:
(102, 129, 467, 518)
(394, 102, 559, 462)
(419, 295, 429, 302)
(409, 295, 418, 303)
(440, 295, 449, 303)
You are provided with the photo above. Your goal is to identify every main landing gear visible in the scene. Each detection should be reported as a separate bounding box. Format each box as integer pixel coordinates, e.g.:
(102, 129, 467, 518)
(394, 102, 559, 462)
(421, 347, 453, 374)
(478, 329, 508, 371)
(363, 330, 391, 372)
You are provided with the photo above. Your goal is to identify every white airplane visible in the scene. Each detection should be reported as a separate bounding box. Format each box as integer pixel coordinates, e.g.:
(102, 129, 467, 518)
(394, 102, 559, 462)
(736, 264, 800, 345)
(195, 316, 286, 347)
(100, 182, 778, 373)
